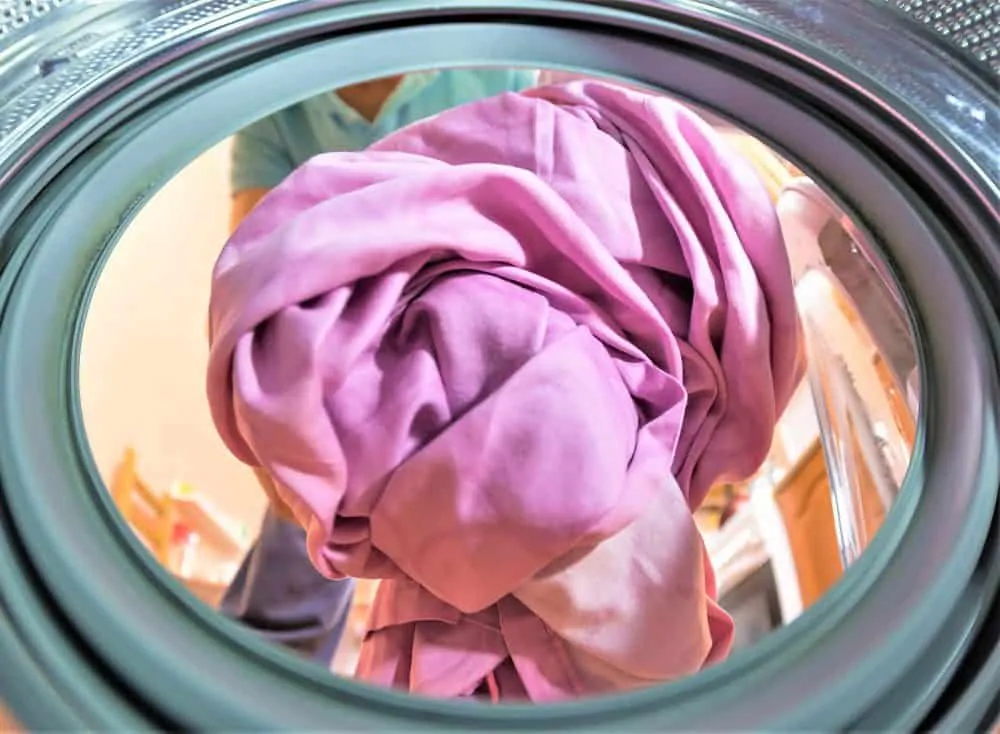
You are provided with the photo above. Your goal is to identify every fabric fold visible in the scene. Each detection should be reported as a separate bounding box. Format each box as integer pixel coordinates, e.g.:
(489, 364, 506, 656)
(207, 80, 804, 702)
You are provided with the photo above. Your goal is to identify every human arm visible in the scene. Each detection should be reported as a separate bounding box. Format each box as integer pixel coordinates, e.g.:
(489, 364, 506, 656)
(230, 187, 270, 233)
(229, 115, 296, 230)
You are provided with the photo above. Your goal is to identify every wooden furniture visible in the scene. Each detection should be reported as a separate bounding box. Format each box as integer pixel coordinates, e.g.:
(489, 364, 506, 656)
(772, 440, 842, 609)
(108, 447, 245, 607)
(109, 447, 175, 565)
(771, 434, 892, 610)
(873, 351, 917, 448)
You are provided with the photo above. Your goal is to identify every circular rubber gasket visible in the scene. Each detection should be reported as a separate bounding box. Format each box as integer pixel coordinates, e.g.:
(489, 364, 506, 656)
(0, 0, 998, 731)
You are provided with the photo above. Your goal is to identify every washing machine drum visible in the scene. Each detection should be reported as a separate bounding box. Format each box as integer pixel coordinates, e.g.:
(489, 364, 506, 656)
(0, 0, 997, 730)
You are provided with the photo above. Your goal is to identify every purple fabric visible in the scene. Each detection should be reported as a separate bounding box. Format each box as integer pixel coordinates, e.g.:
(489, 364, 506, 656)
(207, 80, 804, 701)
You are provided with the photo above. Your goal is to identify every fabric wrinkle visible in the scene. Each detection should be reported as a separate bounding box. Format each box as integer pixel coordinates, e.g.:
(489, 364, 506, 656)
(207, 79, 805, 702)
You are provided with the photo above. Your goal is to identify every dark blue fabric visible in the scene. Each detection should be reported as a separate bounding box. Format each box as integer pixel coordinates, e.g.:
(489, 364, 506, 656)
(219, 508, 355, 665)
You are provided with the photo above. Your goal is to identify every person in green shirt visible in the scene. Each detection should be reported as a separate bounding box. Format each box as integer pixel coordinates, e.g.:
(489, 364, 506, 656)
(219, 68, 539, 669)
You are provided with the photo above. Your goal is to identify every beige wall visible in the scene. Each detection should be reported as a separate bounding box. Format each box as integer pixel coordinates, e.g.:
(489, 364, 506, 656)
(79, 139, 267, 533)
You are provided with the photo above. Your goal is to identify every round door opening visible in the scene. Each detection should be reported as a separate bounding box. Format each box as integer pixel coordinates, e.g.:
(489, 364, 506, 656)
(0, 1, 997, 732)
(76, 65, 923, 694)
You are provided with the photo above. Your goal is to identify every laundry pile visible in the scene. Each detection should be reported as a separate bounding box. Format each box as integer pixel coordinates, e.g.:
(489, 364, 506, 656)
(206, 80, 804, 701)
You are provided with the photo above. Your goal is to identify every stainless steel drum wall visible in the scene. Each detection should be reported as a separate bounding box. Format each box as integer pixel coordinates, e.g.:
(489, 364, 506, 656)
(0, 0, 997, 731)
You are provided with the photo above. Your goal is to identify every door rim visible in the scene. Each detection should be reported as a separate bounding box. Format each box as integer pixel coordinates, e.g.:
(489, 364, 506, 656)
(0, 0, 998, 730)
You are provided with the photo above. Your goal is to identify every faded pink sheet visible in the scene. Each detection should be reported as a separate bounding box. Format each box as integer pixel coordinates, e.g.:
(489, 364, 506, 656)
(206, 80, 804, 702)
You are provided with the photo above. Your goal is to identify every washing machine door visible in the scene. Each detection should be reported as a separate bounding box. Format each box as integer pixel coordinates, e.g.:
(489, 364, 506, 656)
(0, 0, 998, 730)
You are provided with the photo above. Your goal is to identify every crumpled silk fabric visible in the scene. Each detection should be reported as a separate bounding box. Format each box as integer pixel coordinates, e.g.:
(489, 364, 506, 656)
(206, 80, 804, 701)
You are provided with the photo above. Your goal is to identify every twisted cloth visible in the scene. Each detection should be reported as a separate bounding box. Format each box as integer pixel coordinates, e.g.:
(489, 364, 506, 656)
(207, 80, 804, 701)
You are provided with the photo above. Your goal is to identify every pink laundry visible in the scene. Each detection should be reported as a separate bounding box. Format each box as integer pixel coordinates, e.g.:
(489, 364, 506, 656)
(206, 80, 804, 701)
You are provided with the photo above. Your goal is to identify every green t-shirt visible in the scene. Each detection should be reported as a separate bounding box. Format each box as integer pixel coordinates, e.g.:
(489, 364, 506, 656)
(231, 68, 539, 193)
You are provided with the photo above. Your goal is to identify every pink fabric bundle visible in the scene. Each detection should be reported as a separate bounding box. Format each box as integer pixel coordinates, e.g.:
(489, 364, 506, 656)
(207, 81, 804, 701)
